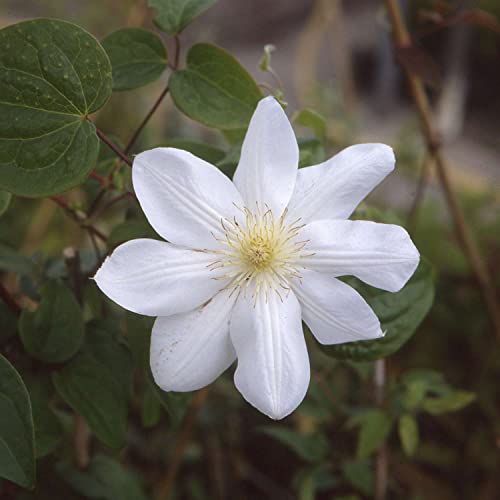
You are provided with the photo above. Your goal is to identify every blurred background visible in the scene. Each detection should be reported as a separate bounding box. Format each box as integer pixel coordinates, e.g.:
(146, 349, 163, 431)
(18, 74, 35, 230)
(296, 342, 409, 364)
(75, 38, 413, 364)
(1, 1, 500, 499)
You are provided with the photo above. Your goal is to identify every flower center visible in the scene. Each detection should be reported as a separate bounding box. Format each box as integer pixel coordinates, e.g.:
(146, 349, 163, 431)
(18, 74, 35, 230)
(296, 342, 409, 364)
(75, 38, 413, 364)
(208, 205, 309, 300)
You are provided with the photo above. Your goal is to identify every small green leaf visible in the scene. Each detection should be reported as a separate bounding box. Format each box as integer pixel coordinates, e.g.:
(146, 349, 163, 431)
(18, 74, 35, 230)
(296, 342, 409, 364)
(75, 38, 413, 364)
(0, 19, 112, 197)
(161, 138, 226, 165)
(20, 281, 84, 364)
(58, 454, 148, 500)
(0, 354, 35, 489)
(341, 460, 373, 496)
(258, 427, 329, 463)
(170, 43, 263, 129)
(102, 28, 167, 91)
(148, 0, 218, 36)
(52, 321, 133, 448)
(295, 109, 327, 141)
(398, 414, 419, 456)
(422, 391, 476, 415)
(141, 382, 162, 428)
(322, 259, 434, 361)
(349, 409, 392, 459)
(0, 191, 11, 216)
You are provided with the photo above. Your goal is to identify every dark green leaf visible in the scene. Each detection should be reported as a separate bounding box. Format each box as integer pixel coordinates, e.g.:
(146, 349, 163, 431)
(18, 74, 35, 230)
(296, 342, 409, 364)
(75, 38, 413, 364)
(0, 19, 112, 197)
(258, 426, 329, 462)
(108, 218, 159, 249)
(348, 409, 392, 459)
(141, 382, 162, 428)
(0, 191, 11, 216)
(321, 259, 434, 361)
(148, 0, 217, 36)
(102, 28, 167, 91)
(0, 300, 17, 342)
(23, 373, 62, 458)
(170, 43, 263, 129)
(0, 354, 35, 489)
(52, 321, 133, 448)
(162, 138, 226, 164)
(0, 243, 35, 275)
(398, 414, 419, 456)
(58, 454, 148, 500)
(19, 281, 84, 363)
(341, 460, 373, 496)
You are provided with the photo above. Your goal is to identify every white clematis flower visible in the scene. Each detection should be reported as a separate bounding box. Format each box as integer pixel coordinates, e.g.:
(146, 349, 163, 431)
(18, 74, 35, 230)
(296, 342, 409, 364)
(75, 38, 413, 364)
(95, 96, 419, 420)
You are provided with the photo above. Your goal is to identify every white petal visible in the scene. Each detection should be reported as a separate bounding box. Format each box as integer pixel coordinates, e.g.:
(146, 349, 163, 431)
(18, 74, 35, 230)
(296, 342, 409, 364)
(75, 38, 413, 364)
(301, 220, 419, 292)
(287, 143, 395, 223)
(133, 148, 243, 250)
(293, 270, 383, 345)
(150, 288, 237, 392)
(233, 97, 298, 215)
(94, 239, 224, 316)
(230, 289, 309, 420)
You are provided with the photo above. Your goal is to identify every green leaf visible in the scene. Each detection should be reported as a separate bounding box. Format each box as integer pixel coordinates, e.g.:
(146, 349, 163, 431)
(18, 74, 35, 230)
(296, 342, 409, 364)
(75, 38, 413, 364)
(422, 390, 476, 415)
(341, 460, 373, 496)
(349, 409, 392, 459)
(0, 19, 112, 197)
(398, 414, 419, 456)
(19, 281, 84, 363)
(108, 218, 159, 249)
(23, 373, 62, 458)
(148, 0, 218, 36)
(298, 138, 325, 168)
(141, 382, 162, 428)
(170, 43, 263, 129)
(102, 28, 167, 91)
(0, 243, 36, 275)
(0, 300, 17, 343)
(0, 191, 11, 216)
(258, 426, 329, 463)
(162, 138, 226, 164)
(295, 108, 327, 141)
(58, 454, 148, 500)
(52, 321, 133, 448)
(0, 354, 35, 489)
(321, 259, 434, 362)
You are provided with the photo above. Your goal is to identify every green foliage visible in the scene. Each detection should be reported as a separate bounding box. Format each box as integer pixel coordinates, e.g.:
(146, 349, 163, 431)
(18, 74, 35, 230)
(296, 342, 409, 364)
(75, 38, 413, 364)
(348, 409, 393, 459)
(398, 414, 419, 456)
(322, 259, 435, 361)
(161, 138, 226, 164)
(52, 321, 133, 448)
(19, 280, 84, 363)
(0, 191, 11, 216)
(0, 19, 112, 197)
(58, 454, 149, 500)
(258, 426, 329, 462)
(148, 0, 218, 36)
(294, 108, 327, 141)
(422, 391, 476, 415)
(102, 28, 168, 91)
(0, 300, 17, 342)
(0, 243, 36, 275)
(341, 460, 373, 496)
(0, 355, 35, 489)
(23, 373, 63, 458)
(108, 218, 159, 249)
(298, 138, 326, 168)
(170, 43, 263, 129)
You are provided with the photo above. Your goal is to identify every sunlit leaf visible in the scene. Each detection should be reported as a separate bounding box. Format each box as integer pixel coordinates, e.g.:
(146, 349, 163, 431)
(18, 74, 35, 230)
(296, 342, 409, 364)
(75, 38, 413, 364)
(348, 409, 392, 459)
(0, 19, 112, 196)
(398, 414, 419, 456)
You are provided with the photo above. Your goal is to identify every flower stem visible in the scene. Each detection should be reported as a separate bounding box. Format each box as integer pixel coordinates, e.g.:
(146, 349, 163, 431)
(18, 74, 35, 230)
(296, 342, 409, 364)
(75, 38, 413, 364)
(156, 387, 210, 500)
(385, 0, 500, 341)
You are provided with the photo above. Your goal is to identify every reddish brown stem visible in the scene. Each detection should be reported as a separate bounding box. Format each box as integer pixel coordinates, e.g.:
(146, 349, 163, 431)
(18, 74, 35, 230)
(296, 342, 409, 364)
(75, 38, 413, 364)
(156, 387, 210, 500)
(95, 127, 132, 167)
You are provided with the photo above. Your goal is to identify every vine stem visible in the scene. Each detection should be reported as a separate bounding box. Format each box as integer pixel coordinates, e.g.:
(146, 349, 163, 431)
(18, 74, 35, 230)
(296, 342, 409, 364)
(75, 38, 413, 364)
(156, 387, 210, 500)
(94, 127, 132, 167)
(374, 359, 388, 500)
(385, 0, 500, 340)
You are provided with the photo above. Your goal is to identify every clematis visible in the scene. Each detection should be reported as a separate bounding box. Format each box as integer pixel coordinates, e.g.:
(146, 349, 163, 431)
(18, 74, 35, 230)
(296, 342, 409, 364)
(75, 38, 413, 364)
(95, 97, 419, 419)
